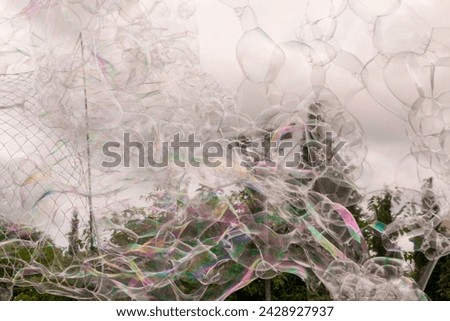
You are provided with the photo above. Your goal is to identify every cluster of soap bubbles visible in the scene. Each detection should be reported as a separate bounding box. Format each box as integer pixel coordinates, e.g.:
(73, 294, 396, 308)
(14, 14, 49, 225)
(0, 0, 450, 301)
(373, 185, 450, 261)
(322, 258, 426, 300)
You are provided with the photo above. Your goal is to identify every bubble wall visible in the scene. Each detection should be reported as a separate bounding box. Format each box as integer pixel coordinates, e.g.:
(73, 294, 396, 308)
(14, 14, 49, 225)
(0, 0, 450, 300)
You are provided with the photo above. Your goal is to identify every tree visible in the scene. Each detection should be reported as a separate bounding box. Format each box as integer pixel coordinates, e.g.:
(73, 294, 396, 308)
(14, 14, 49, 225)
(358, 180, 450, 300)
(366, 190, 394, 257)
(227, 104, 358, 300)
(67, 209, 81, 256)
(226, 273, 331, 301)
(416, 177, 450, 300)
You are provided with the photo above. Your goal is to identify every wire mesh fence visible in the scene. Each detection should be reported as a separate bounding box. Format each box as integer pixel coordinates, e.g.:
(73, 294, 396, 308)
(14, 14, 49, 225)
(0, 71, 105, 300)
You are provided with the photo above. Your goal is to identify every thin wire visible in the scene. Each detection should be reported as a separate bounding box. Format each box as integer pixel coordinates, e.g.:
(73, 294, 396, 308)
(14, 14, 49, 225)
(79, 32, 96, 254)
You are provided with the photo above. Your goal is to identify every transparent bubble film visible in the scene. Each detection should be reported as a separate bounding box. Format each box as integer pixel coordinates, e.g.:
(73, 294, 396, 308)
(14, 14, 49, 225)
(0, 0, 450, 301)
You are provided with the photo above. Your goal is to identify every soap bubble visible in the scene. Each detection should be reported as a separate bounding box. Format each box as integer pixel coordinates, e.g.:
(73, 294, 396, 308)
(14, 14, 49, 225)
(236, 28, 285, 84)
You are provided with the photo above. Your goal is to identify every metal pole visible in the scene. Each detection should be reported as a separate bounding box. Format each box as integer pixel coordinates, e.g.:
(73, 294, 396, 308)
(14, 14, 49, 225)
(264, 197, 271, 301)
(79, 32, 96, 254)
(265, 279, 271, 301)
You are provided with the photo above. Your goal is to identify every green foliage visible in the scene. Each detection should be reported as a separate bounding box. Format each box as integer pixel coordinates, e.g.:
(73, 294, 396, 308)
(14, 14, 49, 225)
(366, 191, 394, 257)
(421, 255, 450, 300)
(227, 273, 331, 301)
(3, 179, 450, 301)
(109, 205, 164, 246)
(0, 218, 81, 301)
(12, 286, 73, 301)
(354, 181, 450, 301)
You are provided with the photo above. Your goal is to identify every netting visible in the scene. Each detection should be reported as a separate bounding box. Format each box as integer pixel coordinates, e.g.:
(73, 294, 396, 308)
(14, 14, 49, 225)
(0, 0, 449, 301)
(0, 71, 96, 299)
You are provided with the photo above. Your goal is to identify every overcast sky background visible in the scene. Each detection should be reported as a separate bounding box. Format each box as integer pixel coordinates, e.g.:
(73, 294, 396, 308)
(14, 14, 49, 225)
(1, 0, 449, 195)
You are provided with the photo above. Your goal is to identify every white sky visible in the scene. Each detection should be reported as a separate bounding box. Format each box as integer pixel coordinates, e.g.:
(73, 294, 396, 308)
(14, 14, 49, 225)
(2, 0, 450, 197)
(192, 0, 450, 199)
